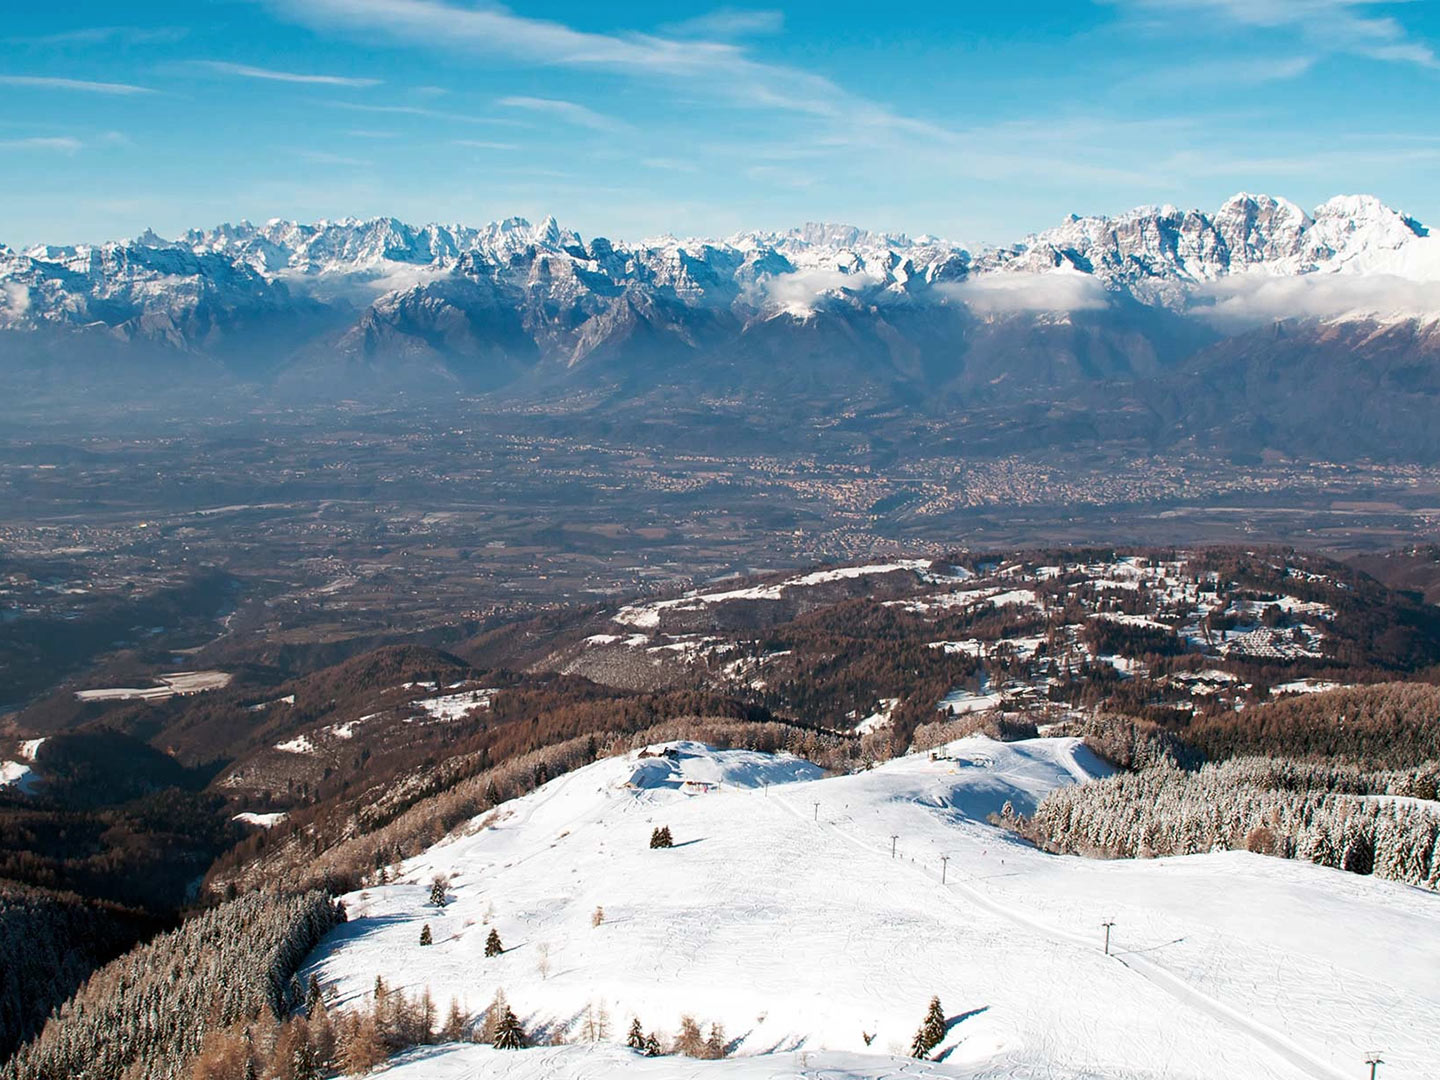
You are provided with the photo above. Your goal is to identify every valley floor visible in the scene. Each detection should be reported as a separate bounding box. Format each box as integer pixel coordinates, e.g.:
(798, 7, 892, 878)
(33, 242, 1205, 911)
(304, 739, 1440, 1080)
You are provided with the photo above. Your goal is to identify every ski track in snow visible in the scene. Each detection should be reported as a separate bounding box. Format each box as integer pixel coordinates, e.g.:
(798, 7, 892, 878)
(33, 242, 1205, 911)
(774, 776, 1349, 1080)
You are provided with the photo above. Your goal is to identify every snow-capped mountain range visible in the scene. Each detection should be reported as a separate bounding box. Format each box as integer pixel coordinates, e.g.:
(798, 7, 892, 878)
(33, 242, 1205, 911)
(4, 192, 1440, 462)
(3, 193, 1436, 340)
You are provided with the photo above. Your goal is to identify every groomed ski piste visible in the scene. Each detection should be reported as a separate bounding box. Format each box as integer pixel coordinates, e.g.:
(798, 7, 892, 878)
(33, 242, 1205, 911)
(304, 738, 1440, 1079)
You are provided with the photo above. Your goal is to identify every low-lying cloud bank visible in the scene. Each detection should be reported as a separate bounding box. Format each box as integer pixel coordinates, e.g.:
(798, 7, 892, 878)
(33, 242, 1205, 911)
(750, 268, 881, 315)
(1191, 271, 1440, 324)
(940, 271, 1111, 314)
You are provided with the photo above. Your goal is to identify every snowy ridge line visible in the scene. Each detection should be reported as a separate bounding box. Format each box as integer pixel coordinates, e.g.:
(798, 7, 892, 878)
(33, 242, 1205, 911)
(776, 772, 1347, 1080)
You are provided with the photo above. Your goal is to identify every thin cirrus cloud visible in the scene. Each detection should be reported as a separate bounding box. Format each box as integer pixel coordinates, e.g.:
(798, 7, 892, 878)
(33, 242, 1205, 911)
(0, 74, 153, 94)
(0, 136, 84, 152)
(660, 8, 785, 39)
(496, 96, 626, 133)
(10, 26, 189, 46)
(254, 0, 1011, 199)
(1106, 0, 1438, 67)
(257, 0, 933, 130)
(299, 149, 367, 166)
(190, 60, 379, 87)
(323, 101, 530, 127)
(1122, 54, 1318, 90)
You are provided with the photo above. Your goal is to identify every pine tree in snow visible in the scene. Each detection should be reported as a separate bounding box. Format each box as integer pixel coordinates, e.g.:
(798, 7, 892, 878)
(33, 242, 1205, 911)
(304, 974, 323, 1018)
(419, 924, 432, 946)
(429, 877, 447, 907)
(650, 826, 673, 849)
(485, 929, 504, 957)
(910, 995, 946, 1059)
(644, 1033, 662, 1057)
(291, 1040, 319, 1080)
(492, 1007, 526, 1050)
(909, 1027, 931, 1059)
(922, 995, 946, 1049)
(626, 1018, 645, 1050)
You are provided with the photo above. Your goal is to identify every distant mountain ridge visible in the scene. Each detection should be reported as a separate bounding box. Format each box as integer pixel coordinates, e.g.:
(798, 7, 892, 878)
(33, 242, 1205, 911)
(4, 193, 1440, 461)
(5, 193, 1435, 331)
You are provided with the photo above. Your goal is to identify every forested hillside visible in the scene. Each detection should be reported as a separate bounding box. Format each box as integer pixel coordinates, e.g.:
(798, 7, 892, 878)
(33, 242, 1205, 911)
(1, 890, 342, 1080)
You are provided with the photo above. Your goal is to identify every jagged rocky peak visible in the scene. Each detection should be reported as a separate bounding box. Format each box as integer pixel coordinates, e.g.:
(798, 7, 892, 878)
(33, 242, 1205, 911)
(131, 227, 177, 250)
(784, 222, 915, 250)
(1211, 193, 1311, 267)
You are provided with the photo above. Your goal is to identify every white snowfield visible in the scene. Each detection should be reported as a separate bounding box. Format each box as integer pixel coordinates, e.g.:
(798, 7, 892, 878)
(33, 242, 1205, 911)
(413, 688, 497, 723)
(309, 739, 1440, 1080)
(233, 811, 286, 828)
(0, 759, 37, 793)
(613, 561, 932, 629)
(74, 670, 231, 703)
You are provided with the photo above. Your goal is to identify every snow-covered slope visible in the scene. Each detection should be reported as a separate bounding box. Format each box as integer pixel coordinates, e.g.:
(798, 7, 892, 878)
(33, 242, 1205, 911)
(301, 738, 1439, 1080)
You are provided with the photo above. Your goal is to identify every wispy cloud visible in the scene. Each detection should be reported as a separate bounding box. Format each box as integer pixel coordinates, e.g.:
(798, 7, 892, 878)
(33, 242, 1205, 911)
(10, 26, 187, 47)
(291, 1, 1226, 195)
(299, 149, 367, 165)
(0, 136, 83, 152)
(0, 74, 154, 95)
(257, 0, 1007, 205)
(259, 0, 916, 125)
(642, 157, 701, 173)
(451, 139, 517, 151)
(661, 8, 784, 39)
(497, 96, 625, 133)
(323, 100, 529, 126)
(1124, 54, 1318, 90)
(1107, 0, 1438, 68)
(190, 60, 379, 86)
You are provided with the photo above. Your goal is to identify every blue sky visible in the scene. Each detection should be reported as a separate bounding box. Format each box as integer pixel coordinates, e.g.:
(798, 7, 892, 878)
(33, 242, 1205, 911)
(2, 0, 1438, 247)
